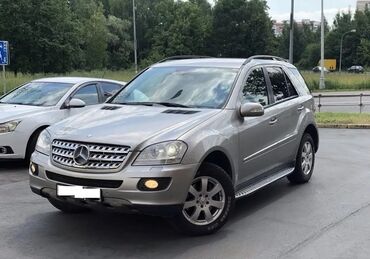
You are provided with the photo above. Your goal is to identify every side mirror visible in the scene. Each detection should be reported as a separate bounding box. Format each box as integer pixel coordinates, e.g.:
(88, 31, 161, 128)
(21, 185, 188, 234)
(240, 102, 264, 117)
(67, 98, 86, 108)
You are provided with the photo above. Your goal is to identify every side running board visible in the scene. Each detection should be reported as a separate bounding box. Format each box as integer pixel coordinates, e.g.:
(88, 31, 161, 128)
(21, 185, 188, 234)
(235, 167, 295, 199)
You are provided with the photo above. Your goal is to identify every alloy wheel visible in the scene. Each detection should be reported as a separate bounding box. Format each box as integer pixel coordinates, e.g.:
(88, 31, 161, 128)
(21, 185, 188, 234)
(182, 176, 225, 226)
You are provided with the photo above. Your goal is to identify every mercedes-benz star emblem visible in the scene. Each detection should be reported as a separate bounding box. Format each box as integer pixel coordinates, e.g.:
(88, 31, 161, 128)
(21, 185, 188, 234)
(73, 145, 90, 166)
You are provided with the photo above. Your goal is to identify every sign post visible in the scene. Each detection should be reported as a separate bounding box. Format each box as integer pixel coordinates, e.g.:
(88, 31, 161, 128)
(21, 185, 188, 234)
(0, 41, 9, 95)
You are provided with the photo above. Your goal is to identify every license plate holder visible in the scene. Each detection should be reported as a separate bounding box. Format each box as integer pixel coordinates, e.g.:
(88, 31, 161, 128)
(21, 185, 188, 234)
(57, 185, 101, 200)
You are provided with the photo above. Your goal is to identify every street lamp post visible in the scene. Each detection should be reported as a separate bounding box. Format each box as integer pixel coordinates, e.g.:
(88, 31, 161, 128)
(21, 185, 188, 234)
(319, 0, 325, 90)
(132, 0, 138, 74)
(339, 29, 356, 73)
(289, 0, 294, 64)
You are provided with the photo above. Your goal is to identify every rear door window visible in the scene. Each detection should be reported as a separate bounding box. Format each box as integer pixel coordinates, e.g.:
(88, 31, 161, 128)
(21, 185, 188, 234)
(266, 67, 298, 102)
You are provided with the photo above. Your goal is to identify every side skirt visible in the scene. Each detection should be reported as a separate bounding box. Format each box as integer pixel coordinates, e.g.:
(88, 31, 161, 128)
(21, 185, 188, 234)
(235, 167, 295, 199)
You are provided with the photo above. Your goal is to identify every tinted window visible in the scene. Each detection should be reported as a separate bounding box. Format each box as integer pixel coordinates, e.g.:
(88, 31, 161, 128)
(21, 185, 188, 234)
(266, 67, 297, 102)
(285, 73, 298, 97)
(242, 68, 269, 106)
(101, 83, 122, 101)
(0, 82, 72, 106)
(73, 84, 99, 105)
(289, 68, 310, 94)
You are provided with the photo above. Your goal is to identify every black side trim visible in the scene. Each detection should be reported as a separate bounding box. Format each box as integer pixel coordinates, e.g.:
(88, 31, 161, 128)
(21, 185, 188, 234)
(46, 171, 123, 188)
(134, 204, 182, 217)
(30, 186, 43, 196)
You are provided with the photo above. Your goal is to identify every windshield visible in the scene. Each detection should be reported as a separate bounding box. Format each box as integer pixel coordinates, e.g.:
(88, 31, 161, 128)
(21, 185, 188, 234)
(0, 82, 73, 106)
(110, 67, 238, 109)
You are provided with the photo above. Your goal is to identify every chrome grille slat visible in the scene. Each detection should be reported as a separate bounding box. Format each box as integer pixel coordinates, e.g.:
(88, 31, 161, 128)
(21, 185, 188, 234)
(51, 140, 130, 170)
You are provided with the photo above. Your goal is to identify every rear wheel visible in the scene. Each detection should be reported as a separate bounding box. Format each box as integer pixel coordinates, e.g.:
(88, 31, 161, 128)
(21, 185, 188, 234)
(288, 133, 315, 184)
(170, 163, 235, 236)
(48, 198, 90, 214)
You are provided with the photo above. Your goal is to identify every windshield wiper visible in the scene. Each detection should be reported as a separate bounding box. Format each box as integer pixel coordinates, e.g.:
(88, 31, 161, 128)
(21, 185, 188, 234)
(115, 102, 155, 106)
(115, 101, 190, 108)
(153, 102, 190, 108)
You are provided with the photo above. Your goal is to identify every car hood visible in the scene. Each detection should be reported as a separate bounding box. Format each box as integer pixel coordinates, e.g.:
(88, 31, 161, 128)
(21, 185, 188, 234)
(0, 103, 51, 122)
(50, 105, 220, 150)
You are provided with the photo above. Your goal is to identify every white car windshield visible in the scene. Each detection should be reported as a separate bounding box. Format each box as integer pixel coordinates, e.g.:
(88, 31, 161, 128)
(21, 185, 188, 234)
(111, 67, 238, 109)
(0, 82, 73, 106)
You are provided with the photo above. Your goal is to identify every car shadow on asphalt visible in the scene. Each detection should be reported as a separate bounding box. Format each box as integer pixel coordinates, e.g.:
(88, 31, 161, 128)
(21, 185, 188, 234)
(6, 178, 302, 257)
(0, 160, 27, 169)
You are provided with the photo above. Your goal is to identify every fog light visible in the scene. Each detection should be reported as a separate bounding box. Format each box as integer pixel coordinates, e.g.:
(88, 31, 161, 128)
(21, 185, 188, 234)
(137, 178, 171, 191)
(30, 162, 38, 176)
(144, 180, 159, 189)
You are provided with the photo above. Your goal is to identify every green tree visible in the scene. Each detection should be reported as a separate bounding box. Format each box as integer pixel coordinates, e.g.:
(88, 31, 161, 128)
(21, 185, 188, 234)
(70, 0, 108, 70)
(0, 0, 80, 74)
(106, 15, 132, 69)
(142, 0, 212, 65)
(212, 0, 274, 58)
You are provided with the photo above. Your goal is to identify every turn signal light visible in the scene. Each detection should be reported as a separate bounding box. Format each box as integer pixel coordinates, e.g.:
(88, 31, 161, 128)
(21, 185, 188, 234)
(30, 162, 39, 176)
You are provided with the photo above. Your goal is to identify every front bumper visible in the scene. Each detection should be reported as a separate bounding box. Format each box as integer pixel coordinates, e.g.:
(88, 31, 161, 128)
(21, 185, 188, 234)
(29, 151, 199, 216)
(0, 131, 28, 159)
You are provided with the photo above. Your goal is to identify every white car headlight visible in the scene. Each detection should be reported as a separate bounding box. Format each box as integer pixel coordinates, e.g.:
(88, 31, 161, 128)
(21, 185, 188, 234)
(133, 141, 187, 166)
(0, 120, 21, 134)
(35, 130, 51, 156)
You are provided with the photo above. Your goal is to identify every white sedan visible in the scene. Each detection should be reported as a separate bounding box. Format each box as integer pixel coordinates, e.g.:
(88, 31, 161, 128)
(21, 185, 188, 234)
(0, 77, 125, 162)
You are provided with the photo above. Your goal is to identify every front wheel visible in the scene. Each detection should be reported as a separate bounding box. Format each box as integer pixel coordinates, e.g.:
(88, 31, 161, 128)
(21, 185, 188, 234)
(288, 133, 315, 184)
(170, 163, 235, 236)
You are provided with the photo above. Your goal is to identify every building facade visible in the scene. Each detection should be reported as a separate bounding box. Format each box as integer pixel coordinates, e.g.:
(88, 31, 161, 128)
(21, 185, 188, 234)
(357, 0, 370, 11)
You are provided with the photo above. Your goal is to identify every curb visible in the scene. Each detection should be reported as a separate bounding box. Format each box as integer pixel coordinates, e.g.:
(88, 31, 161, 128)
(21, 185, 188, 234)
(317, 123, 370, 129)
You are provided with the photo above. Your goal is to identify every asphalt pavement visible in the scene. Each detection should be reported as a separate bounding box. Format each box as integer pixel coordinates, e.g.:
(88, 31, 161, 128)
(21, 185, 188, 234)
(1, 128, 370, 259)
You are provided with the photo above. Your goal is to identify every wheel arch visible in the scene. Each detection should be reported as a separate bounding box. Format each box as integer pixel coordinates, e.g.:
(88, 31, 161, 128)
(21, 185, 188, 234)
(25, 125, 50, 155)
(303, 124, 319, 152)
(198, 148, 235, 183)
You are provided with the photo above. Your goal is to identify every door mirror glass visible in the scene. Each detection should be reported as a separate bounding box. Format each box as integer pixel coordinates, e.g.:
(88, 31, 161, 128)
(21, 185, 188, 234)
(240, 103, 264, 117)
(67, 98, 86, 108)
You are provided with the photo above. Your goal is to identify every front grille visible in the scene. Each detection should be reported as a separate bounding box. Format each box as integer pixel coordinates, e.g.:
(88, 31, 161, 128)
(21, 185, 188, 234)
(51, 140, 130, 170)
(46, 171, 123, 188)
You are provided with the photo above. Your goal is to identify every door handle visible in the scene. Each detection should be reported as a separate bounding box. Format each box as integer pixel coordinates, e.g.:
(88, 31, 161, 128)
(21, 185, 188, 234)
(298, 105, 305, 111)
(269, 117, 278, 125)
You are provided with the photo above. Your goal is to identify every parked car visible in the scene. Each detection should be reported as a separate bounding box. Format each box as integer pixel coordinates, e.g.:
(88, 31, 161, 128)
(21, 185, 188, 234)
(312, 66, 329, 73)
(30, 56, 319, 235)
(347, 65, 364, 73)
(0, 77, 125, 162)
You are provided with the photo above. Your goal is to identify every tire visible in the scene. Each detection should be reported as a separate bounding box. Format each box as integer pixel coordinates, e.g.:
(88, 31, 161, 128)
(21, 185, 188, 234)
(25, 129, 44, 164)
(48, 198, 90, 214)
(170, 163, 235, 236)
(288, 133, 315, 184)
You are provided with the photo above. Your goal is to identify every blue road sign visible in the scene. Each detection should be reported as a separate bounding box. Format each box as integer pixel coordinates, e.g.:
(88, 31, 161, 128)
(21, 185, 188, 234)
(0, 41, 9, 65)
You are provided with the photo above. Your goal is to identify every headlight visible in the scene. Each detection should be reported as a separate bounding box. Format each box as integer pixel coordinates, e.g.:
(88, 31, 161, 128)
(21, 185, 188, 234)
(35, 130, 51, 156)
(0, 120, 21, 134)
(133, 141, 187, 166)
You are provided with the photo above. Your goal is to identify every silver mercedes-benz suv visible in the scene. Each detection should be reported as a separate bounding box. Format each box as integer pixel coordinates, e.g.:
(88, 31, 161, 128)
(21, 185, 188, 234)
(30, 56, 319, 235)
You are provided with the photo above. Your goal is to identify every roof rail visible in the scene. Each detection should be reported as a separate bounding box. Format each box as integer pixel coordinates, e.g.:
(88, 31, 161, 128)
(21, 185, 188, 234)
(243, 55, 289, 65)
(158, 55, 213, 63)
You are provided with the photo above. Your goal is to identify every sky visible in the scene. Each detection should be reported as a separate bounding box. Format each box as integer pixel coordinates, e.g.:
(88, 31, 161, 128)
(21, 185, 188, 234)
(266, 0, 358, 24)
